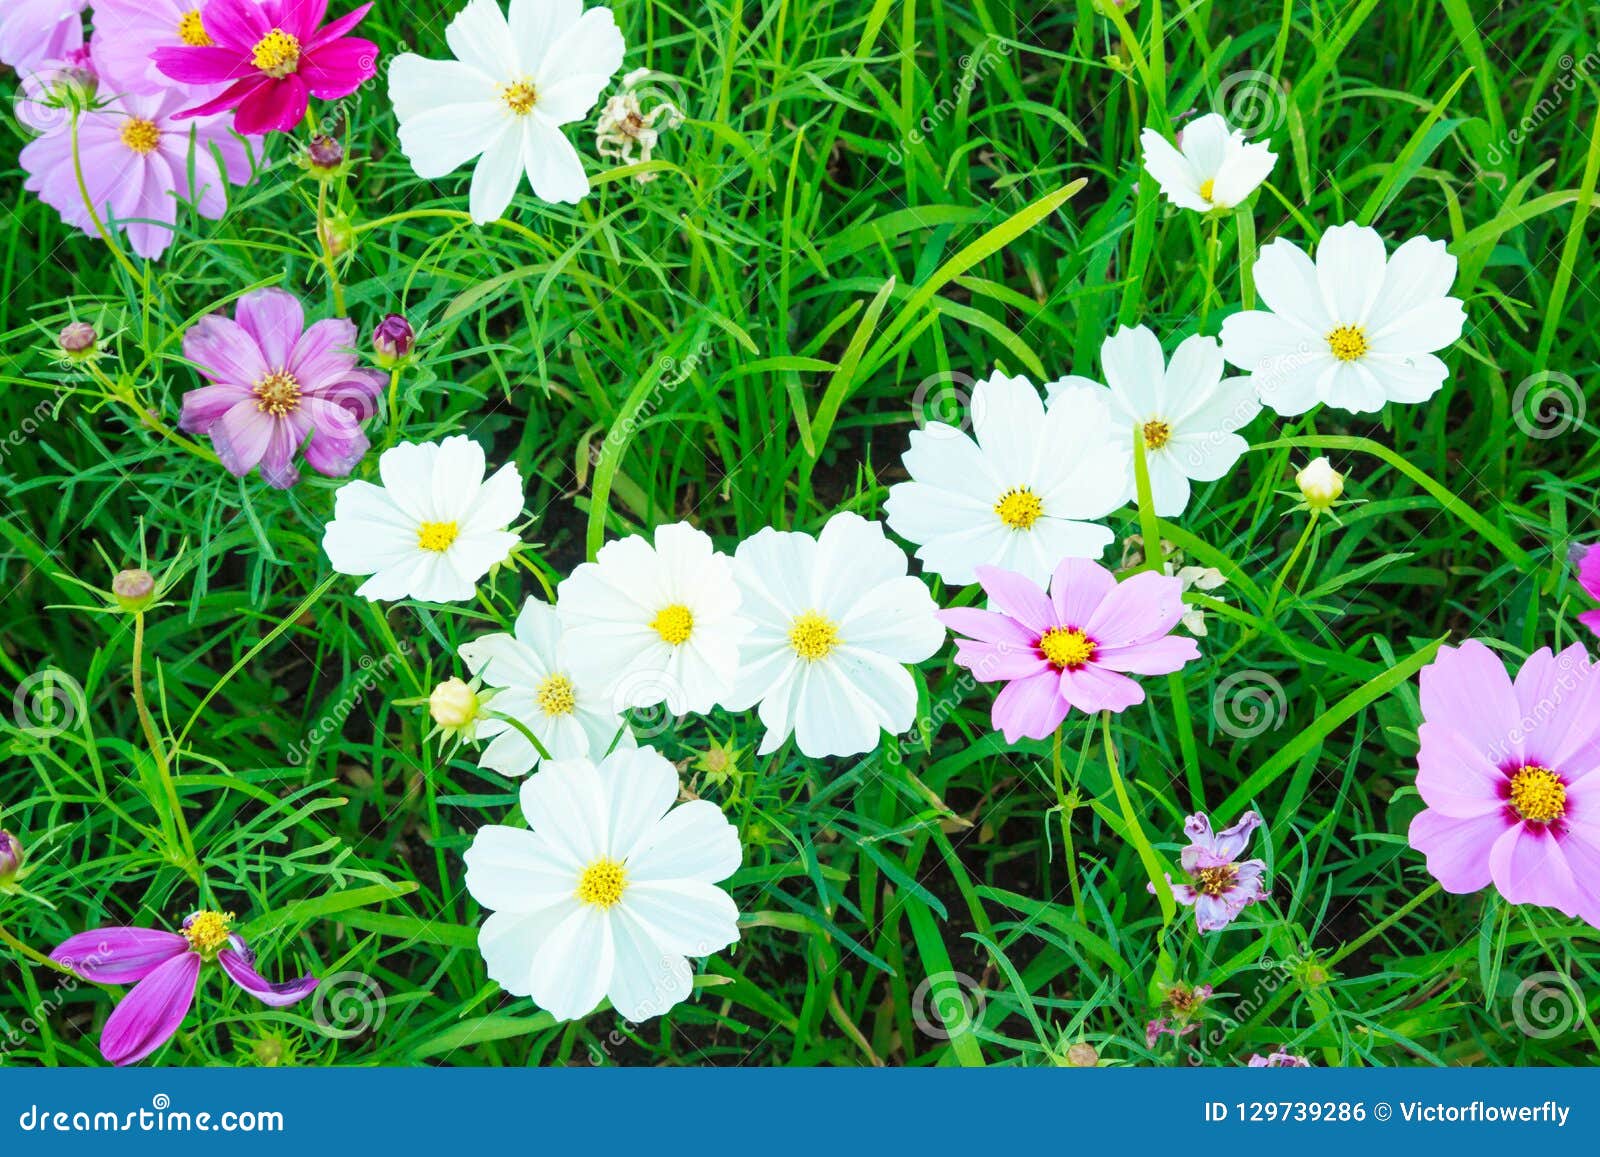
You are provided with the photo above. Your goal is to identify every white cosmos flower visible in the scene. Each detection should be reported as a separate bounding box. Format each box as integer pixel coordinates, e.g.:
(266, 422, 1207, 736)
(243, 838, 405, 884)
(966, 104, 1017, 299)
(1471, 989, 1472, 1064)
(1047, 326, 1261, 517)
(724, 512, 944, 758)
(390, 0, 625, 224)
(460, 598, 635, 776)
(1220, 222, 1466, 415)
(463, 746, 741, 1022)
(556, 522, 749, 716)
(322, 436, 522, 603)
(1139, 113, 1276, 213)
(884, 371, 1127, 587)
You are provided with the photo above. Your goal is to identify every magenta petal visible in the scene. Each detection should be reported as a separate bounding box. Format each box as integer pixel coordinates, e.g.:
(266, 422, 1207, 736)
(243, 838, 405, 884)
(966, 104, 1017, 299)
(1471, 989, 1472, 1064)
(99, 950, 201, 1066)
(300, 38, 378, 98)
(50, 928, 188, 984)
(235, 73, 308, 134)
(1409, 807, 1501, 894)
(307, 3, 372, 48)
(1059, 663, 1144, 714)
(281, 0, 331, 41)
(218, 948, 319, 1007)
(179, 76, 266, 120)
(210, 398, 277, 476)
(1582, 610, 1600, 639)
(990, 671, 1068, 742)
(234, 288, 305, 367)
(974, 565, 1054, 633)
(203, 0, 275, 48)
(153, 44, 253, 86)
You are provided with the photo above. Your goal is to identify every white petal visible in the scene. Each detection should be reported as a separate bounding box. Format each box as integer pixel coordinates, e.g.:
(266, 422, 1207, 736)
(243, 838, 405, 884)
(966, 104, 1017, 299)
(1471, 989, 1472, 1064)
(602, 746, 679, 860)
(792, 660, 888, 758)
(971, 372, 1046, 480)
(1100, 325, 1167, 417)
(523, 114, 590, 203)
(1178, 113, 1230, 175)
(1368, 235, 1457, 322)
(478, 903, 578, 997)
(1211, 139, 1275, 207)
(463, 825, 577, 912)
(529, 905, 612, 1020)
(812, 513, 907, 616)
(1140, 128, 1206, 210)
(1315, 222, 1387, 325)
(1368, 352, 1449, 404)
(627, 800, 742, 883)
(376, 440, 440, 521)
(606, 911, 692, 1021)
(531, 6, 625, 115)
(837, 576, 943, 663)
(469, 125, 526, 223)
(1368, 297, 1466, 355)
(465, 461, 525, 533)
(1250, 237, 1330, 333)
(445, 0, 519, 80)
(622, 880, 740, 958)
(323, 482, 415, 577)
(508, 0, 582, 76)
(519, 758, 607, 866)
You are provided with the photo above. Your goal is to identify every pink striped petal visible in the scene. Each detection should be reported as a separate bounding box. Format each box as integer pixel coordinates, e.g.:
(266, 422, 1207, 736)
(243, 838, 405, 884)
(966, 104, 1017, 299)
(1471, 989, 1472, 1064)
(1048, 557, 1115, 628)
(234, 288, 305, 368)
(210, 398, 277, 476)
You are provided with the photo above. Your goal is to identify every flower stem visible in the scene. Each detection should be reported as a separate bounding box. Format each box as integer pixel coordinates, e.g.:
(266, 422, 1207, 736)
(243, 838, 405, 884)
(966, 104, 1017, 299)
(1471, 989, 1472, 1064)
(131, 610, 200, 883)
(1264, 514, 1319, 620)
(0, 923, 79, 979)
(69, 109, 143, 286)
(1103, 711, 1176, 923)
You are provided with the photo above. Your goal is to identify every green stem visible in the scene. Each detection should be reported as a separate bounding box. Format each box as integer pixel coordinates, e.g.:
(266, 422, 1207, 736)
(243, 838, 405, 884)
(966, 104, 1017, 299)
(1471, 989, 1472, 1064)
(132, 611, 200, 883)
(1326, 881, 1443, 969)
(0, 924, 80, 978)
(1264, 514, 1318, 620)
(70, 110, 143, 285)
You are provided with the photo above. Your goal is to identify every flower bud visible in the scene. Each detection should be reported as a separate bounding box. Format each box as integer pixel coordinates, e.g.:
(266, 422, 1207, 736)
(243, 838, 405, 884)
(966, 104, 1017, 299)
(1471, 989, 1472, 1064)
(57, 321, 97, 356)
(1064, 1042, 1098, 1067)
(318, 214, 357, 259)
(0, 830, 22, 884)
(307, 134, 345, 171)
(111, 568, 157, 612)
(1296, 456, 1344, 511)
(373, 313, 415, 363)
(429, 677, 480, 729)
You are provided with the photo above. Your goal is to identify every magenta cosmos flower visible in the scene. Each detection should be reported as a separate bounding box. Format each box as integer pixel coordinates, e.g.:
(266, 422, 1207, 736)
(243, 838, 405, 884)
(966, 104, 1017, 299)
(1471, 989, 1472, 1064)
(1409, 640, 1600, 927)
(50, 909, 317, 1066)
(1152, 812, 1270, 932)
(154, 0, 378, 136)
(0, 0, 85, 72)
(1574, 542, 1600, 638)
(938, 558, 1200, 741)
(179, 288, 385, 488)
(20, 88, 256, 260)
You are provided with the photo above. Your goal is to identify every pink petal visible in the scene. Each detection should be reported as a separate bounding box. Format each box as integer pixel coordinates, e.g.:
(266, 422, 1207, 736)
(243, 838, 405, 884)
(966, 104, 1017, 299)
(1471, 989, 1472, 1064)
(184, 313, 270, 386)
(234, 288, 305, 368)
(973, 565, 1054, 634)
(1489, 823, 1581, 915)
(1094, 634, 1198, 675)
(1416, 722, 1511, 819)
(301, 396, 371, 478)
(257, 411, 310, 489)
(210, 398, 276, 476)
(1048, 557, 1115, 627)
(300, 37, 378, 98)
(938, 606, 1036, 647)
(1513, 642, 1600, 770)
(280, 0, 331, 41)
(1581, 609, 1600, 639)
(99, 950, 201, 1066)
(287, 316, 359, 385)
(234, 73, 307, 134)
(952, 637, 1048, 682)
(50, 928, 188, 983)
(307, 2, 371, 48)
(1420, 641, 1523, 767)
(218, 948, 319, 1007)
(179, 383, 254, 433)
(1084, 570, 1185, 647)
(991, 671, 1069, 742)
(1408, 807, 1501, 894)
(203, 0, 275, 48)
(1058, 663, 1144, 714)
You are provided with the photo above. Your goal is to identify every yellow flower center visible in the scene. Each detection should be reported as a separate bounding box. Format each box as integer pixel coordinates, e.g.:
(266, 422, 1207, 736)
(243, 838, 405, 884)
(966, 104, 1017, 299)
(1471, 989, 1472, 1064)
(253, 370, 301, 416)
(182, 909, 234, 958)
(1199, 178, 1216, 203)
(120, 118, 161, 154)
(536, 673, 576, 717)
(251, 29, 301, 78)
(576, 858, 627, 909)
(1038, 627, 1096, 670)
(416, 521, 459, 552)
(650, 604, 694, 646)
(1508, 765, 1566, 824)
(177, 9, 212, 46)
(502, 81, 538, 116)
(1195, 864, 1238, 897)
(1326, 324, 1368, 363)
(994, 486, 1043, 531)
(1142, 419, 1172, 450)
(788, 610, 839, 662)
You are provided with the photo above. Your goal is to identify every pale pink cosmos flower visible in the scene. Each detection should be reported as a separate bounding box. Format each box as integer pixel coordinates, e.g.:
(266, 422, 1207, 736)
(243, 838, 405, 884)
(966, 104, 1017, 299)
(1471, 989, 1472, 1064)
(0, 0, 86, 72)
(91, 0, 260, 96)
(50, 910, 316, 1066)
(19, 88, 258, 260)
(1152, 811, 1270, 932)
(1408, 640, 1600, 928)
(938, 558, 1200, 742)
(1573, 542, 1600, 638)
(179, 288, 385, 488)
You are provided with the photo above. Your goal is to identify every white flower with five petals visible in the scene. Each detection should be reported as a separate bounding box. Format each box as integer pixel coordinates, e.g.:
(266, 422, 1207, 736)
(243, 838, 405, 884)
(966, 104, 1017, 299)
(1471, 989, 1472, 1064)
(1139, 113, 1276, 213)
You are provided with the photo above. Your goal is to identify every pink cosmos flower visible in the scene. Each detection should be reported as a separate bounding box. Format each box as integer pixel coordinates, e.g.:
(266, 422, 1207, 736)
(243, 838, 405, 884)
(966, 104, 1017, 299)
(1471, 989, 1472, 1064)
(1573, 542, 1600, 638)
(1152, 812, 1270, 932)
(1248, 1051, 1310, 1067)
(153, 0, 378, 136)
(938, 558, 1200, 741)
(50, 910, 316, 1066)
(19, 88, 257, 260)
(91, 0, 259, 95)
(179, 288, 385, 488)
(1408, 640, 1600, 928)
(0, 0, 85, 72)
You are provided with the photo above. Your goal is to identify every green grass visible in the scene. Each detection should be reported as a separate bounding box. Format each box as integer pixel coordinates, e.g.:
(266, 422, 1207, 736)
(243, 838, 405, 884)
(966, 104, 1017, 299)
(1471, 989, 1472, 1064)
(2, 0, 1598, 1067)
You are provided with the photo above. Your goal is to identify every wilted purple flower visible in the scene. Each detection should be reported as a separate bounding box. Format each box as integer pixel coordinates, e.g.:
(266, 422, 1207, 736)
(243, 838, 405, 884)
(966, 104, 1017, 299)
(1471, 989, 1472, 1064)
(1248, 1051, 1311, 1067)
(178, 288, 384, 488)
(1146, 1017, 1195, 1049)
(51, 910, 317, 1066)
(372, 313, 414, 362)
(1150, 811, 1269, 932)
